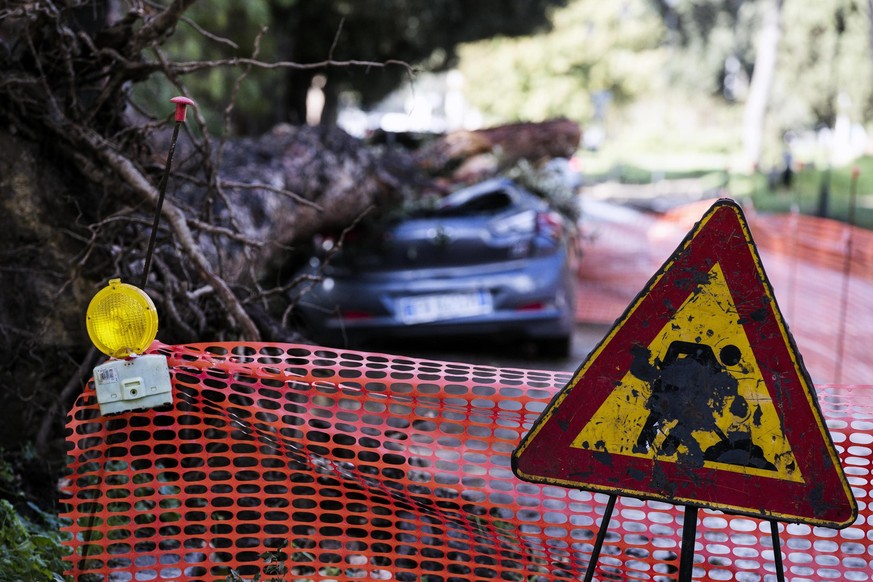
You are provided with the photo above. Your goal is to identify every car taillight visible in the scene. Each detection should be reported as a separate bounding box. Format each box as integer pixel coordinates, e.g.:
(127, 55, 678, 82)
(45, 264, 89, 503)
(516, 302, 546, 312)
(536, 211, 564, 241)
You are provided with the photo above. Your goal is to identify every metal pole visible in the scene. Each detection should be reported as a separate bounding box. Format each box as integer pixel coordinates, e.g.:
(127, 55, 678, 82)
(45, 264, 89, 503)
(141, 96, 195, 289)
(787, 192, 800, 322)
(817, 166, 831, 218)
(835, 166, 859, 383)
(769, 520, 786, 582)
(678, 505, 699, 582)
(583, 494, 617, 582)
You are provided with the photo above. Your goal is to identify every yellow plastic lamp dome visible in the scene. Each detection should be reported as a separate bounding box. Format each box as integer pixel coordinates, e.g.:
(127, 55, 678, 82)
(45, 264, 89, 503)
(86, 279, 159, 358)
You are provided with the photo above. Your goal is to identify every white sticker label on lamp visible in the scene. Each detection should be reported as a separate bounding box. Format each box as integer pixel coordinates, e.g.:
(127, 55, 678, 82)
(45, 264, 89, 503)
(93, 354, 172, 415)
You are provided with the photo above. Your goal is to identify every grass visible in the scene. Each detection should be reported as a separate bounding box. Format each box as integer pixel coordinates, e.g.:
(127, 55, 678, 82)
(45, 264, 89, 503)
(735, 158, 873, 229)
(578, 149, 873, 230)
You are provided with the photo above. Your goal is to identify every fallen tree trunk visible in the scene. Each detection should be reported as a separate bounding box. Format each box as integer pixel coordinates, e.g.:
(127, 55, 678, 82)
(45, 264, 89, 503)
(0, 0, 584, 464)
(413, 117, 582, 181)
(475, 117, 583, 162)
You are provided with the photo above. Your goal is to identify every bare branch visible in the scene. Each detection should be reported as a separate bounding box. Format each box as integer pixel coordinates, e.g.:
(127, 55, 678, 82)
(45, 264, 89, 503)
(178, 14, 239, 50)
(132, 0, 199, 54)
(167, 56, 416, 76)
(185, 217, 265, 246)
(218, 179, 323, 210)
(68, 125, 261, 340)
(328, 18, 346, 61)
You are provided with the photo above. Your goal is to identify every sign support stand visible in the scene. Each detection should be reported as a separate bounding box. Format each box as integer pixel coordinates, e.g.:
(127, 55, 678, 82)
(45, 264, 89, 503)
(769, 521, 786, 582)
(678, 506, 698, 582)
(584, 500, 788, 581)
(582, 494, 617, 582)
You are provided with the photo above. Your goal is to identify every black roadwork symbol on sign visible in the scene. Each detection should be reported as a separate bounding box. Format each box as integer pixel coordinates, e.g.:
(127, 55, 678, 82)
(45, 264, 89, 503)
(630, 340, 776, 471)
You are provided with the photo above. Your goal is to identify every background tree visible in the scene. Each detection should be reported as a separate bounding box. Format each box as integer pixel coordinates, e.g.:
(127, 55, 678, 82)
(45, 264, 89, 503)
(742, 0, 783, 169)
(151, 0, 569, 133)
(772, 1, 873, 156)
(457, 0, 665, 126)
(456, 0, 873, 166)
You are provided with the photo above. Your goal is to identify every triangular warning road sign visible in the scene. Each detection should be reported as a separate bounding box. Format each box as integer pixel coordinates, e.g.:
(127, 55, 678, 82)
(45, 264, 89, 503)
(513, 199, 857, 528)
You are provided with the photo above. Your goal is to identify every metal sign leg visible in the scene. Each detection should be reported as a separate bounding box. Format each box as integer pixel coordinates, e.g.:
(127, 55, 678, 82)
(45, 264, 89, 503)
(583, 494, 617, 582)
(678, 505, 699, 582)
(769, 520, 786, 582)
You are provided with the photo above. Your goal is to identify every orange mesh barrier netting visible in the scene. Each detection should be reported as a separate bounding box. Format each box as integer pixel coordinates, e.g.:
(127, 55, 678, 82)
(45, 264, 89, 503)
(61, 341, 873, 581)
(576, 200, 873, 384)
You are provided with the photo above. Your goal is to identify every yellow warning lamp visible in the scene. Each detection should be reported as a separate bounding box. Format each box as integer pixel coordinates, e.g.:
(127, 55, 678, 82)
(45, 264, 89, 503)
(85, 279, 172, 415)
(81, 95, 194, 415)
(86, 278, 159, 358)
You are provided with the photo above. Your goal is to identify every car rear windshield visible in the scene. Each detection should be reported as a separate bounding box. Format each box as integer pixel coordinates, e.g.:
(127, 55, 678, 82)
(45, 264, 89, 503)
(430, 190, 515, 217)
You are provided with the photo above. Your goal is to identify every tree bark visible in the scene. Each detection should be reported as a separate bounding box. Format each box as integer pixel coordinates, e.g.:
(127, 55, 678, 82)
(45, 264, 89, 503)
(414, 118, 582, 181)
(742, 0, 784, 170)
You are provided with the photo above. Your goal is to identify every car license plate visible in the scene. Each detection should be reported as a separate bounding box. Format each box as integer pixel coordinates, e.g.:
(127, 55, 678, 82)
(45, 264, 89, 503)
(396, 291, 493, 324)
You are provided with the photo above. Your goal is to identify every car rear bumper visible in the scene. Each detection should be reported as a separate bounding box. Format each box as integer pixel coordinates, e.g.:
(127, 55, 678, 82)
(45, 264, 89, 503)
(294, 253, 576, 346)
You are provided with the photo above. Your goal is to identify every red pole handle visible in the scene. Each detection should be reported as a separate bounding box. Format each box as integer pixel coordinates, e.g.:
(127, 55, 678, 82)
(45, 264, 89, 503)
(170, 96, 195, 122)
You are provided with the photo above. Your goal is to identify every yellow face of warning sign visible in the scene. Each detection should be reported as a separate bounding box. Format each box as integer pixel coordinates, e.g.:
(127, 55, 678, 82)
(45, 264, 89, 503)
(571, 263, 801, 483)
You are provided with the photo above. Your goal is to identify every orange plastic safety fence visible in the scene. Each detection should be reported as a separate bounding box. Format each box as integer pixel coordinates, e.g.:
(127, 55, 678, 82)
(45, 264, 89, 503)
(576, 201, 873, 384)
(61, 342, 872, 581)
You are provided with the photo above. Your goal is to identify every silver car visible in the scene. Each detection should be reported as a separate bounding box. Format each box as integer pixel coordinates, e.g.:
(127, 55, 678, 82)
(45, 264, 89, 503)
(291, 177, 580, 356)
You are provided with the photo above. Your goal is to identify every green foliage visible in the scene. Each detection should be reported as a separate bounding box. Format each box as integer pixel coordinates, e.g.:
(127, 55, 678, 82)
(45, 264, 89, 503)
(0, 499, 67, 582)
(135, 0, 873, 162)
(458, 0, 873, 173)
(458, 0, 665, 124)
(136, 0, 287, 134)
(507, 159, 580, 221)
(0, 447, 70, 581)
(742, 156, 873, 230)
(649, 0, 758, 95)
(582, 146, 873, 230)
(225, 539, 289, 582)
(772, 0, 872, 131)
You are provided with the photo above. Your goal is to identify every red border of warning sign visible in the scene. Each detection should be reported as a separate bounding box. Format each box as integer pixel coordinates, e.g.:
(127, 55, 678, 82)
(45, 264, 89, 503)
(513, 199, 857, 528)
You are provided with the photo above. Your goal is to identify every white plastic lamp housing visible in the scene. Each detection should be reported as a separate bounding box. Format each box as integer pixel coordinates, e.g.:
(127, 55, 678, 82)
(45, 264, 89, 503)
(93, 354, 172, 415)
